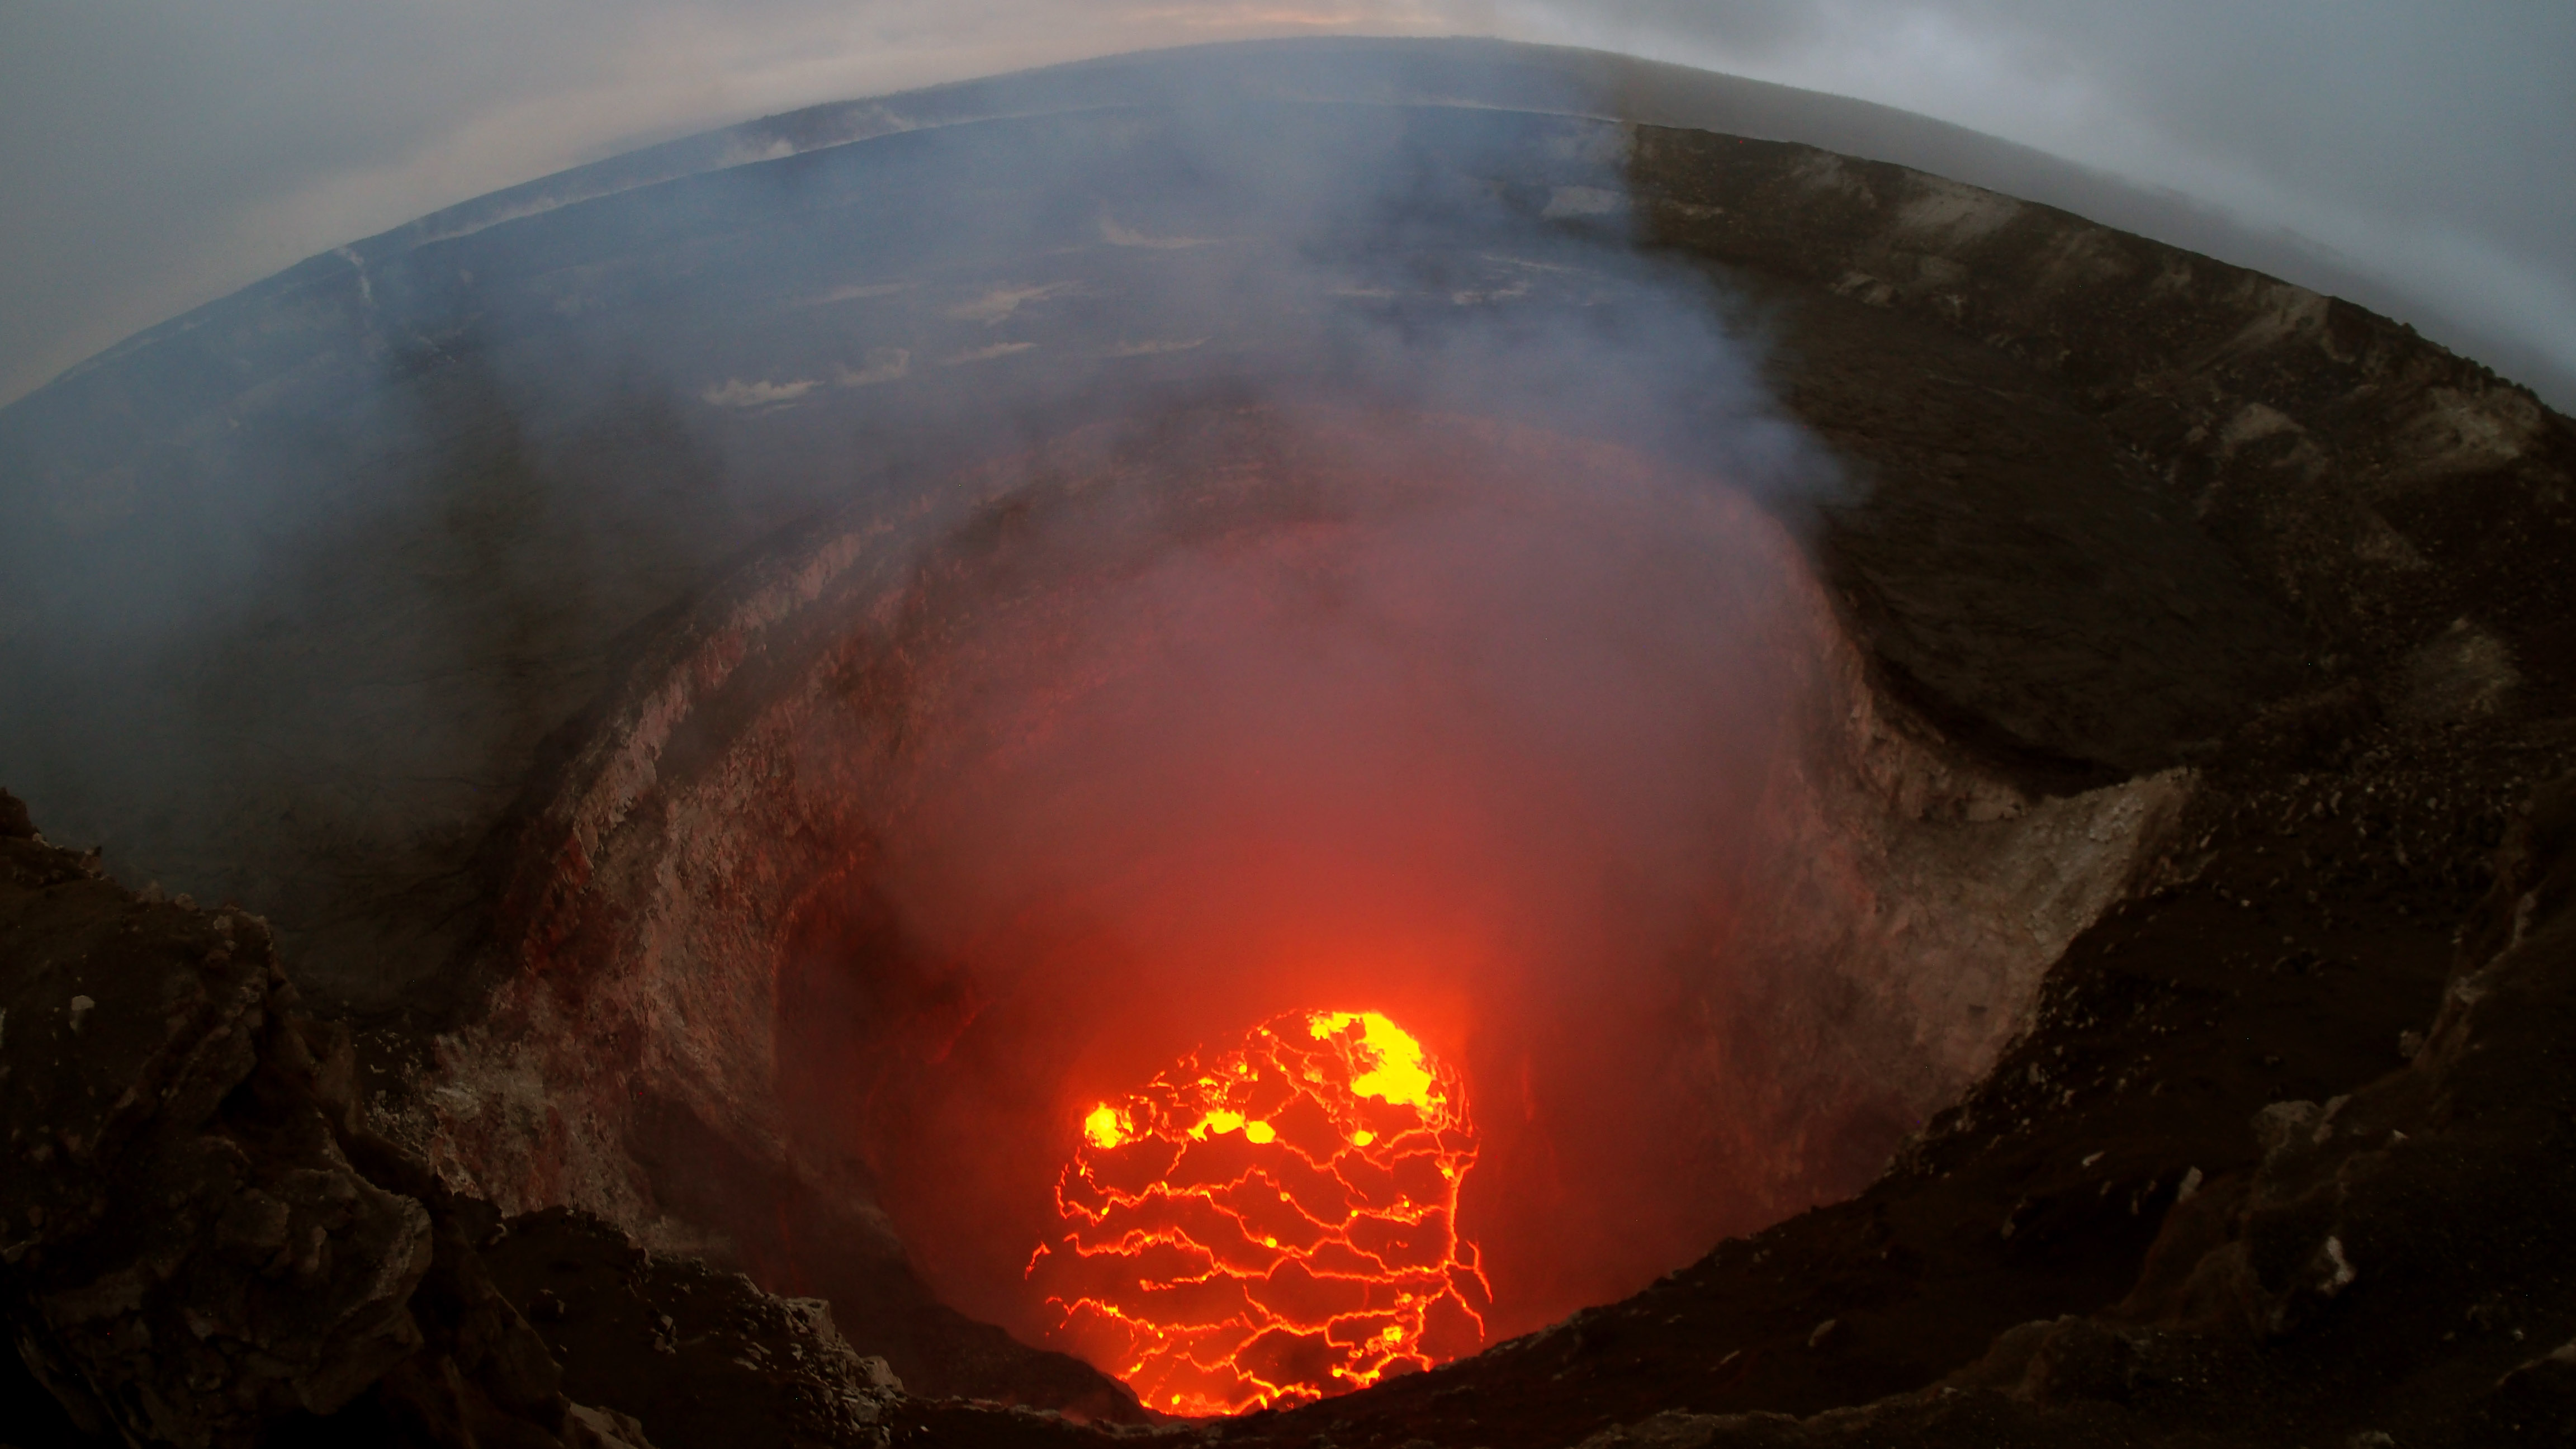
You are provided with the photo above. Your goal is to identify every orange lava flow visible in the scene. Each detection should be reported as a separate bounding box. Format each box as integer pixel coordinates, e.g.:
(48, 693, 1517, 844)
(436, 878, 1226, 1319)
(1029, 1010, 1490, 1417)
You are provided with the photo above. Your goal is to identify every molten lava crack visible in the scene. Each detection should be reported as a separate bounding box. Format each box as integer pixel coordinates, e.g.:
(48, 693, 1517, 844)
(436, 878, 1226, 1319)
(1031, 1010, 1489, 1416)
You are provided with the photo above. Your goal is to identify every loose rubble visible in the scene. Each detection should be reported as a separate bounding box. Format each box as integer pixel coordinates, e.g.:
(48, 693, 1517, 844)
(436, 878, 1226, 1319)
(2, 790, 908, 1448)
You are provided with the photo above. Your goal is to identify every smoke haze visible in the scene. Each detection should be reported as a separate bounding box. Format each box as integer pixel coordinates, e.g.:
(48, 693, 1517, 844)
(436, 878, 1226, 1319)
(799, 407, 1845, 1353)
(685, 105, 1870, 1348)
(0, 17, 2318, 1392)
(3, 1, 2570, 409)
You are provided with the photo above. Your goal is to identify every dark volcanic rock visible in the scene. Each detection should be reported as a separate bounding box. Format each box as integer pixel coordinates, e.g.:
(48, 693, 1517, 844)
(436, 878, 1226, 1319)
(1599, 767, 2576, 1446)
(1, 816, 433, 1443)
(0, 809, 914, 1448)
(1625, 127, 2576, 784)
(0, 788, 34, 840)
(481, 1208, 905, 1449)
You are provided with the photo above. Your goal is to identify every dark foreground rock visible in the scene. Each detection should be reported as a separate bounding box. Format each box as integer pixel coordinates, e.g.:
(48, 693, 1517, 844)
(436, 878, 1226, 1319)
(0, 788, 901, 1448)
(480, 1207, 911, 1449)
(2, 787, 445, 1444)
(1555, 769, 2576, 1445)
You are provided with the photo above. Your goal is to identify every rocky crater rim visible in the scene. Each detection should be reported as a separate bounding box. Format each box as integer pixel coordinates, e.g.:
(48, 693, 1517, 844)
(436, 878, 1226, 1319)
(392, 402, 2194, 1395)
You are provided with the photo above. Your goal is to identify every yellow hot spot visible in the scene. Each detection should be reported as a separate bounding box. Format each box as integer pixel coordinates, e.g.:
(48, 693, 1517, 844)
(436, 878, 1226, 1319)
(1351, 1129, 1376, 1147)
(1380, 1324, 1404, 1342)
(1191, 1110, 1247, 1140)
(1083, 1105, 1129, 1150)
(1309, 1011, 1437, 1108)
(1244, 1120, 1277, 1145)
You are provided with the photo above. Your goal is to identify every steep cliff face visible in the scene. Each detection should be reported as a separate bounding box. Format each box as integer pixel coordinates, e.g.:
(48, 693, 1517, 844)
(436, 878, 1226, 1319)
(1626, 125, 2576, 744)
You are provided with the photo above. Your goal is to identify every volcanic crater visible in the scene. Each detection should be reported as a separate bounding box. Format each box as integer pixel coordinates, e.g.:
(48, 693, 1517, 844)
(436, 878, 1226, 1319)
(6, 36, 2576, 1449)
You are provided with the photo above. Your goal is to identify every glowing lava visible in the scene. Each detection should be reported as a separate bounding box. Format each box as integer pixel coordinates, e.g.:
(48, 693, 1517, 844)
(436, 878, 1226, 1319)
(1030, 1010, 1489, 1416)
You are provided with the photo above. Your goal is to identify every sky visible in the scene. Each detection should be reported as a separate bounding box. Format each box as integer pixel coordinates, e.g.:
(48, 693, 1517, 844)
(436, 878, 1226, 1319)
(1, 0, 2569, 410)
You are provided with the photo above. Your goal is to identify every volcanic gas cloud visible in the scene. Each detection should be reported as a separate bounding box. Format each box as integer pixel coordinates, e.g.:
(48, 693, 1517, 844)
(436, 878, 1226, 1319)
(784, 408, 1844, 1414)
